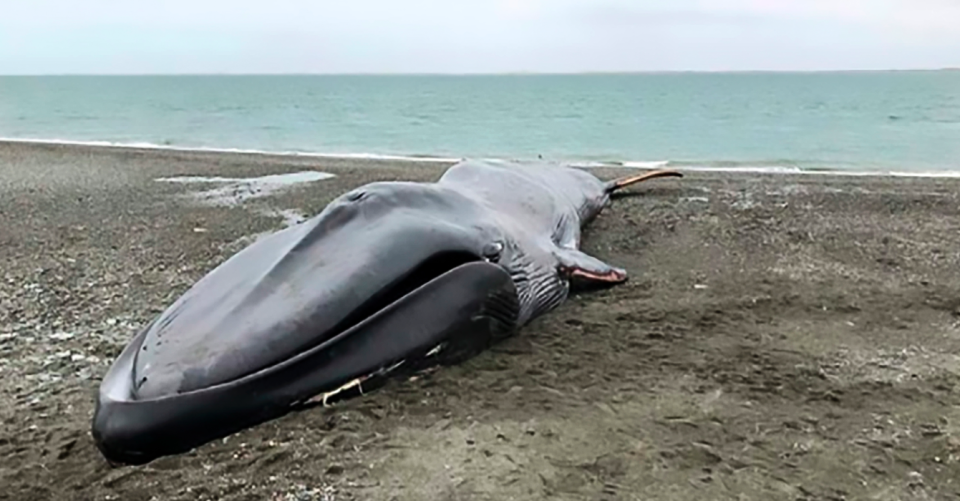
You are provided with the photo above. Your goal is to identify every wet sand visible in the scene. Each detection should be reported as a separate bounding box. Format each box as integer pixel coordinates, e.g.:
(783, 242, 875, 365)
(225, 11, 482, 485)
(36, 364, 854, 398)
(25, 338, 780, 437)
(2, 141, 960, 500)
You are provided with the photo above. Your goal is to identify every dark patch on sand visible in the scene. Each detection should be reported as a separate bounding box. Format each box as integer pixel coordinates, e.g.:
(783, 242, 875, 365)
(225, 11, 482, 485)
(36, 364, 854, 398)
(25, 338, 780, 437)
(3, 141, 960, 500)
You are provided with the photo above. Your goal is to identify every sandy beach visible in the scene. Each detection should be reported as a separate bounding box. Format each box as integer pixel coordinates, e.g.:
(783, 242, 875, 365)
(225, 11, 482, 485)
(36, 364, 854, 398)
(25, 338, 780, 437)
(3, 140, 960, 501)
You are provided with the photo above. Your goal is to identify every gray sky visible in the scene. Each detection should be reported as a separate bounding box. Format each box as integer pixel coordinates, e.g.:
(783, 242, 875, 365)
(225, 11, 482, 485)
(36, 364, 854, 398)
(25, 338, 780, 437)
(2, 0, 959, 74)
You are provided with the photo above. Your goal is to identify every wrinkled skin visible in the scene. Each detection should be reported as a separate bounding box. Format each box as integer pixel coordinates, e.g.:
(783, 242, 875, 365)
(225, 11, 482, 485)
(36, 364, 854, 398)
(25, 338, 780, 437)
(437, 160, 630, 323)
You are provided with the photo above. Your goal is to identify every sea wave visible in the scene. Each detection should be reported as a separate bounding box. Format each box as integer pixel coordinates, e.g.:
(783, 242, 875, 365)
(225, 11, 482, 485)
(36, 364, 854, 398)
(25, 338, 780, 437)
(581, 159, 960, 178)
(0, 137, 463, 164)
(668, 162, 960, 178)
(3, 136, 960, 178)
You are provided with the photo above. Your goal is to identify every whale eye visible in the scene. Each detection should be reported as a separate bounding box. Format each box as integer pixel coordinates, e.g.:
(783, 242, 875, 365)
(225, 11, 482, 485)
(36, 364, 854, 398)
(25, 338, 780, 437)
(482, 242, 504, 263)
(346, 190, 366, 202)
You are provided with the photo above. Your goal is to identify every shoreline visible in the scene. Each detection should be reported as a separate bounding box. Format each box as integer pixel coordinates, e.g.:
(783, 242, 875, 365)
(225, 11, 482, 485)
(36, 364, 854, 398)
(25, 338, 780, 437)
(3, 137, 959, 178)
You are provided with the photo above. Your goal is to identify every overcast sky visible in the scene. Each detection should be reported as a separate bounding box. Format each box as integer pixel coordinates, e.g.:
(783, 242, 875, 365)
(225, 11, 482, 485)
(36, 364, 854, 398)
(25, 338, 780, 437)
(2, 0, 958, 74)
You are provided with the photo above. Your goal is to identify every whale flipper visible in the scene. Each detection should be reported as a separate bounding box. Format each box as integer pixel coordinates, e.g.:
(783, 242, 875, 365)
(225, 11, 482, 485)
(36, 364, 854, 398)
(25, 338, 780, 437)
(554, 248, 627, 290)
(604, 169, 683, 194)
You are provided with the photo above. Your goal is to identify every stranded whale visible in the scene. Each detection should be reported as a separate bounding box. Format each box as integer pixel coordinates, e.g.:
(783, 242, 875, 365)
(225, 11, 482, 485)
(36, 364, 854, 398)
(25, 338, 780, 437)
(92, 159, 682, 464)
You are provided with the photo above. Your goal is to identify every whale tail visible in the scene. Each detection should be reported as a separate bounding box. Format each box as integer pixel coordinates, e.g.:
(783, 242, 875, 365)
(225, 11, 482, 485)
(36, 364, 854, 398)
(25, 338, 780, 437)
(604, 169, 683, 194)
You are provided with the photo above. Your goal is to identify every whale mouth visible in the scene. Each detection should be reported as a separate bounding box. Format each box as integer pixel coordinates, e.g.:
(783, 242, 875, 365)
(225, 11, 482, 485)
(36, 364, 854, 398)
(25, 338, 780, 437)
(318, 251, 485, 345)
(129, 241, 499, 402)
(130, 250, 489, 399)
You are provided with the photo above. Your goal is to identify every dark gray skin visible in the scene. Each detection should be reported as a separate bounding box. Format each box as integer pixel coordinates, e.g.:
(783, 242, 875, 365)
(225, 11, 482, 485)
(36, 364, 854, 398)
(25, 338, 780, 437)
(91, 159, 681, 464)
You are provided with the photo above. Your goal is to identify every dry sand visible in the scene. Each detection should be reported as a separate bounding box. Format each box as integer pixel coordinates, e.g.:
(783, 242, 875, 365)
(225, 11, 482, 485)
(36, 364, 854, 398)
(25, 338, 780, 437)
(2, 141, 960, 500)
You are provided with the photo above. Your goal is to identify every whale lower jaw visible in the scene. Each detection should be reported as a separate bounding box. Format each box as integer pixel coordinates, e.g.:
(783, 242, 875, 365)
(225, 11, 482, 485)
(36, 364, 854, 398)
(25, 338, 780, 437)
(91, 261, 519, 465)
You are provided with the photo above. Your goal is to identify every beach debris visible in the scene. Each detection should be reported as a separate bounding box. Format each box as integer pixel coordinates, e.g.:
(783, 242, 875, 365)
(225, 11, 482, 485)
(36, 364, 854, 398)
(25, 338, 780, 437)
(730, 192, 758, 210)
(49, 332, 76, 341)
(426, 344, 444, 357)
(272, 484, 337, 501)
(309, 377, 366, 407)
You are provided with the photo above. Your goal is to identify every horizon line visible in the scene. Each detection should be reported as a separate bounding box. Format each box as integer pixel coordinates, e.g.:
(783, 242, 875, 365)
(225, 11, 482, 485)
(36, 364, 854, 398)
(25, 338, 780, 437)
(1, 68, 958, 77)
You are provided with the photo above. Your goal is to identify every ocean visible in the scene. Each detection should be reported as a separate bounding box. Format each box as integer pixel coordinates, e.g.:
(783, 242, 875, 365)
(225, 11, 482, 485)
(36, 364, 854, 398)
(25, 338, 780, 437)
(1, 72, 958, 174)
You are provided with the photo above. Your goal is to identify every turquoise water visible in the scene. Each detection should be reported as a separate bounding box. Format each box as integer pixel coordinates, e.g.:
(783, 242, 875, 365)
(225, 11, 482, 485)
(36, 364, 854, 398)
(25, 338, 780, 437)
(1, 72, 959, 172)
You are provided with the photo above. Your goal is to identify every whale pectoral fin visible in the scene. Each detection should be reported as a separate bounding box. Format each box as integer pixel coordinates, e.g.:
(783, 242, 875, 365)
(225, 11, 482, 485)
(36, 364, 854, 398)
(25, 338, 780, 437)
(554, 248, 628, 290)
(604, 169, 683, 194)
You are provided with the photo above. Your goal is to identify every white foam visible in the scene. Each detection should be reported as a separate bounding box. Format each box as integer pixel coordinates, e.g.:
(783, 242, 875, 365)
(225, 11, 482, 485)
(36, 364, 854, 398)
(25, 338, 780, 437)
(0, 137, 461, 164)
(675, 165, 960, 178)
(885, 171, 960, 178)
(592, 161, 960, 179)
(570, 160, 671, 169)
(157, 171, 336, 206)
(156, 171, 335, 185)
(6, 137, 960, 179)
(620, 160, 671, 169)
(569, 161, 612, 168)
(678, 165, 808, 175)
